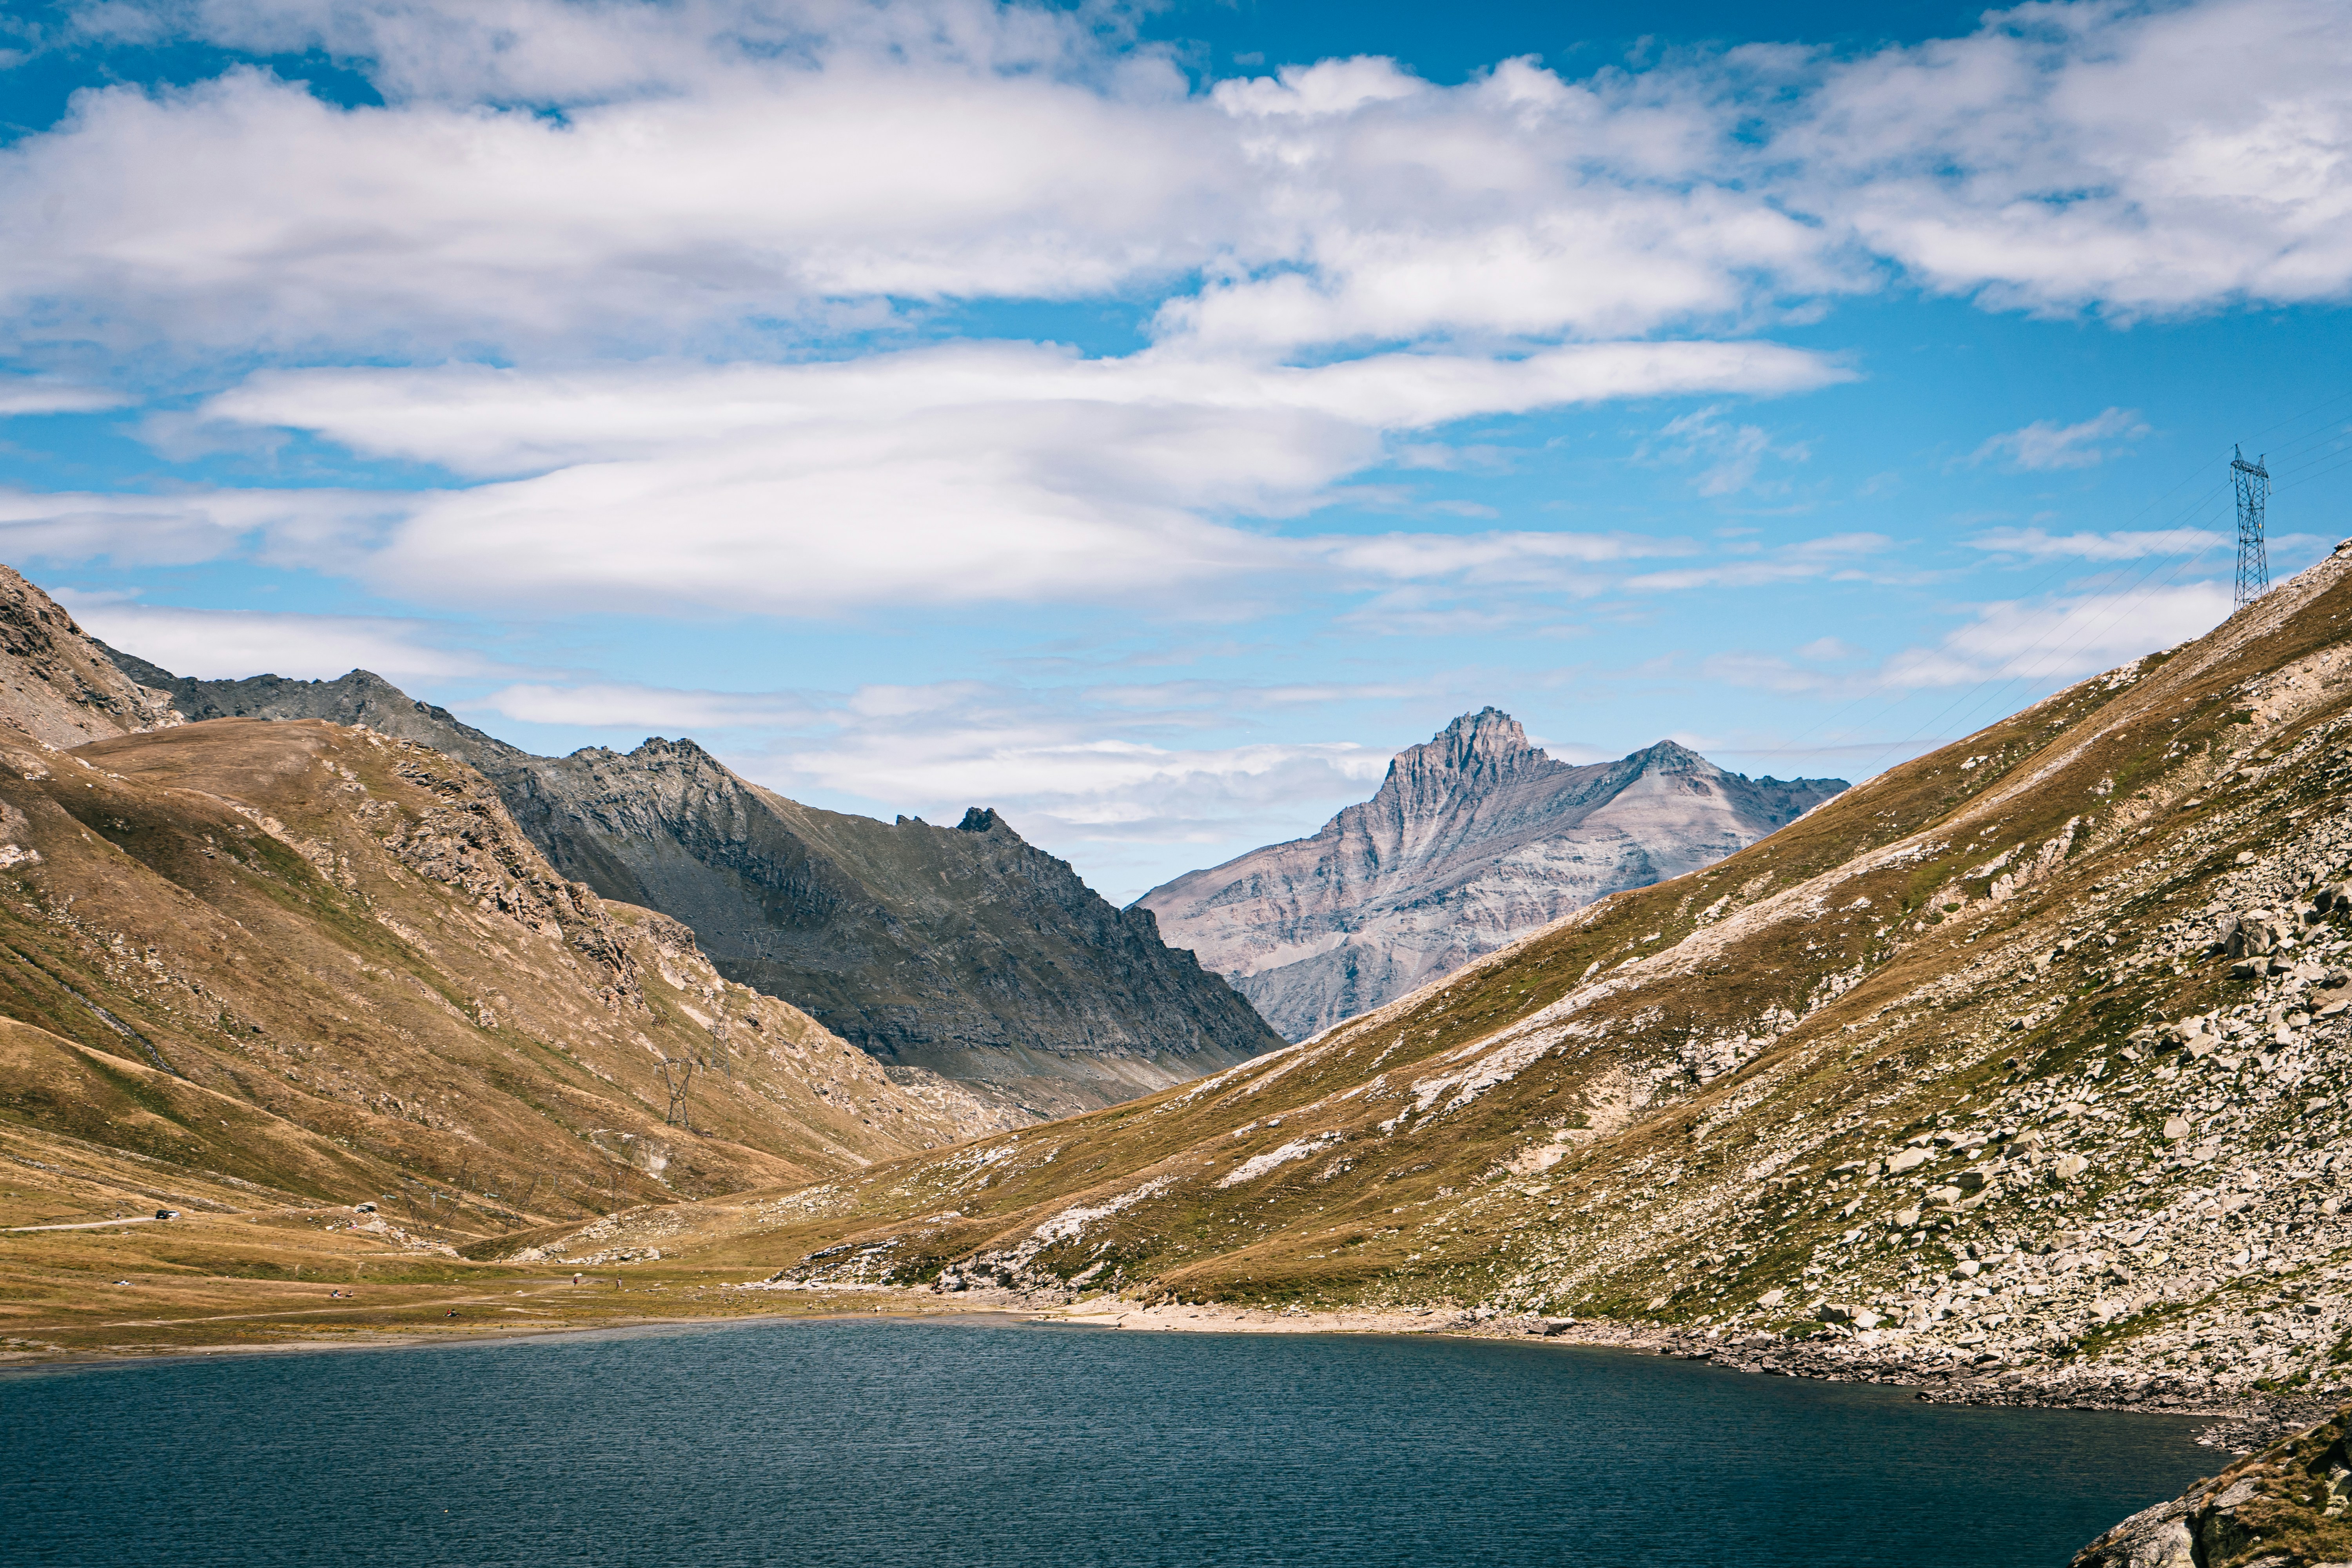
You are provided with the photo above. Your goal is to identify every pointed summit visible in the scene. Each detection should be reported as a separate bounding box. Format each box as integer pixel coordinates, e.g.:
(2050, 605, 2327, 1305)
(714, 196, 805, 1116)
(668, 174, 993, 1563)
(1379, 708, 1546, 810)
(1627, 739, 1713, 773)
(1428, 706, 1538, 771)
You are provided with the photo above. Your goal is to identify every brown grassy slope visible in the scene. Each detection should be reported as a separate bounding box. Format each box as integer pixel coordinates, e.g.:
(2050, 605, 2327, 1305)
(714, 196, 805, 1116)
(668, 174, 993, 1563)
(592, 538, 2352, 1322)
(0, 717, 1011, 1242)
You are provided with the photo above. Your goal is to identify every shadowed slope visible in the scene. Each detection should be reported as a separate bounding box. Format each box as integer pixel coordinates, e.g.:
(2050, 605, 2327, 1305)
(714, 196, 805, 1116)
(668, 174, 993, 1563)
(108, 661, 1282, 1115)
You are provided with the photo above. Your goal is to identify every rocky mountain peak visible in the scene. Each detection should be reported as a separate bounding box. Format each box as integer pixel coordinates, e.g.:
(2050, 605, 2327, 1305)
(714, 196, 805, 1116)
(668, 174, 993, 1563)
(1393, 707, 1541, 783)
(1142, 714, 1847, 1040)
(1628, 739, 1713, 774)
(957, 806, 1009, 835)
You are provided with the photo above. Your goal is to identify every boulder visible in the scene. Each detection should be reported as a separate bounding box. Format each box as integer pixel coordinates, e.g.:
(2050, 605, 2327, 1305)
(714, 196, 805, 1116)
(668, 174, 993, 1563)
(1887, 1147, 1934, 1174)
(2162, 1116, 2191, 1142)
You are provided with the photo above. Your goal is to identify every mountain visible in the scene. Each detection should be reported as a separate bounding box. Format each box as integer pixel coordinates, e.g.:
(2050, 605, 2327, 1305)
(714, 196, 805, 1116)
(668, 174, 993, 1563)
(590, 534, 2352, 1414)
(1138, 709, 1847, 1039)
(0, 570, 1017, 1261)
(102, 658, 1281, 1118)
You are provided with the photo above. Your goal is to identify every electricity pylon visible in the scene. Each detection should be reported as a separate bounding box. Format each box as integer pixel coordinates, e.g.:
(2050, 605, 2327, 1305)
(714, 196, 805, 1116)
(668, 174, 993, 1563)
(2233, 445, 2271, 608)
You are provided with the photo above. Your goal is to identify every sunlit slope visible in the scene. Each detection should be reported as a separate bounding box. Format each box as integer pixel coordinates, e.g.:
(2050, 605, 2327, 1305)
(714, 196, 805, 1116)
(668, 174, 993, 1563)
(632, 540, 2352, 1354)
(0, 717, 1009, 1243)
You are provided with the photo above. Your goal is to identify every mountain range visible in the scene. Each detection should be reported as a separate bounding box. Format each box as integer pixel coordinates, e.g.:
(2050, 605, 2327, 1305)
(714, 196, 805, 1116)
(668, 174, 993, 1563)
(1139, 709, 1846, 1040)
(99, 653, 1279, 1119)
(579, 532, 2352, 1439)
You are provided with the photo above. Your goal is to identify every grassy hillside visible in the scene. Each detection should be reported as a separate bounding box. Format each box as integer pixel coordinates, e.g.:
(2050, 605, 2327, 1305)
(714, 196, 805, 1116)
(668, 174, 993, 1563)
(0, 718, 1020, 1239)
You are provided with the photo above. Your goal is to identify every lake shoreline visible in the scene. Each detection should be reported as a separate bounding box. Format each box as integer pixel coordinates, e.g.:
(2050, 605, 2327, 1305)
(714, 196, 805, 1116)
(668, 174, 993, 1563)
(9, 1283, 2336, 1450)
(1024, 1294, 2336, 1450)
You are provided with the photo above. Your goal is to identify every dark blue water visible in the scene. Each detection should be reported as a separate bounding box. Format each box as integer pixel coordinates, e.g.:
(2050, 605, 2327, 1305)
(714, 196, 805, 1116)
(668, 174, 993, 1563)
(3, 1319, 2210, 1566)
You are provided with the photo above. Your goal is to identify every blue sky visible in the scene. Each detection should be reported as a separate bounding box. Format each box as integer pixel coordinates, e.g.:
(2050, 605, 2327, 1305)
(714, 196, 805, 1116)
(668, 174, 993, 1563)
(1, 0, 2348, 901)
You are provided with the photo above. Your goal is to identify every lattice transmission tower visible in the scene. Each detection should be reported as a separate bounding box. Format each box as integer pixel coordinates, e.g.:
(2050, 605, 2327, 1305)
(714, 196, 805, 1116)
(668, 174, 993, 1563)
(2233, 444, 2271, 608)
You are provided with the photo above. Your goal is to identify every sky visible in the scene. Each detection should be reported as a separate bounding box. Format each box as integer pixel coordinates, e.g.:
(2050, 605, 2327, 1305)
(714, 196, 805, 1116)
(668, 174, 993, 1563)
(0, 0, 2348, 903)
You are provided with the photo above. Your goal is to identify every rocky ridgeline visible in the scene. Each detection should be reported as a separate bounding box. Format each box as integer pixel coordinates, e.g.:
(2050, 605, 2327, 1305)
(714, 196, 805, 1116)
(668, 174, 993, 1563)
(100, 659, 1282, 1114)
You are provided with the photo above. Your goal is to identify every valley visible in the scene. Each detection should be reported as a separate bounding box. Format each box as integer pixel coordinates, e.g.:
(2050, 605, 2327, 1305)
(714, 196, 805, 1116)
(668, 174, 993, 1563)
(13, 543, 2352, 1561)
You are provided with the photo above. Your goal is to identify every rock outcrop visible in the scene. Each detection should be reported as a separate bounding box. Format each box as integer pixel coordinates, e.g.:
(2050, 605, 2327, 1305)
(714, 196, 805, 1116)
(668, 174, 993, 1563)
(1138, 709, 1846, 1039)
(2075, 1402, 2352, 1566)
(102, 661, 1281, 1116)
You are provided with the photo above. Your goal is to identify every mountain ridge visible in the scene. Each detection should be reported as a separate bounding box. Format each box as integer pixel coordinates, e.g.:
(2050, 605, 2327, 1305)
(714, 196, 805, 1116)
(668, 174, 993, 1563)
(1138, 708, 1845, 1039)
(101, 657, 1283, 1116)
(0, 572, 1027, 1234)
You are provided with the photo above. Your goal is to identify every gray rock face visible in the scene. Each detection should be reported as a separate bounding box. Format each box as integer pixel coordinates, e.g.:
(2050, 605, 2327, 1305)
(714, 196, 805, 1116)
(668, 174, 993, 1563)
(104, 660, 1281, 1115)
(1136, 709, 1846, 1040)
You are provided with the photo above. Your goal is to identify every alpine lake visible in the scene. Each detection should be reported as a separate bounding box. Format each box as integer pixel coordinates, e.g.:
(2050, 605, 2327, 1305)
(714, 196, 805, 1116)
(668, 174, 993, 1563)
(2, 1316, 2211, 1566)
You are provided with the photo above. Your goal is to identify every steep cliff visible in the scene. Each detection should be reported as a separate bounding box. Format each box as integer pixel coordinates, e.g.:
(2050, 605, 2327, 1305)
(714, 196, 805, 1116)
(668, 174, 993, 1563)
(1138, 709, 1846, 1039)
(103, 661, 1281, 1115)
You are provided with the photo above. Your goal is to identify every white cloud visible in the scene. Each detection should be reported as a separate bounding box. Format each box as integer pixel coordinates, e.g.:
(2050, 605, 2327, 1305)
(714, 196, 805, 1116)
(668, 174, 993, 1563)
(1969, 408, 2152, 470)
(0, 381, 131, 416)
(1880, 581, 2234, 688)
(52, 595, 498, 681)
(0, 0, 2339, 368)
(1645, 404, 1811, 496)
(1623, 532, 1895, 591)
(1965, 524, 2226, 559)
(187, 341, 1840, 615)
(472, 682, 815, 731)
(1789, 0, 2352, 316)
(0, 486, 394, 569)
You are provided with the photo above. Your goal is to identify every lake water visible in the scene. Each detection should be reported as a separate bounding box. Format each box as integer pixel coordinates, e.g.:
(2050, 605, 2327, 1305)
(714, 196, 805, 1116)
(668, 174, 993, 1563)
(3, 1318, 2211, 1567)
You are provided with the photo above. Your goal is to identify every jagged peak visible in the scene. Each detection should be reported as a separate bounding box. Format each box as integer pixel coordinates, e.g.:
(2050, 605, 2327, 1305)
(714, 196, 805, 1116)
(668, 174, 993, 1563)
(1388, 707, 1543, 782)
(625, 735, 719, 764)
(957, 806, 1024, 840)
